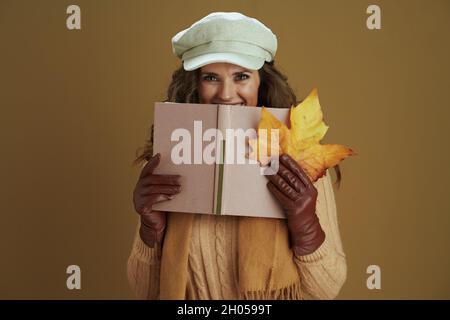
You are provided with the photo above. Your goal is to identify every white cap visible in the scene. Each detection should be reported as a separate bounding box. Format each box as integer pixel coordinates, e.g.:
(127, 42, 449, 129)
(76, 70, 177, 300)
(171, 12, 278, 71)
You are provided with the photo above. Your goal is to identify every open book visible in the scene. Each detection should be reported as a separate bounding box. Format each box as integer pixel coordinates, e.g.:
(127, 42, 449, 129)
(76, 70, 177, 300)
(152, 102, 291, 219)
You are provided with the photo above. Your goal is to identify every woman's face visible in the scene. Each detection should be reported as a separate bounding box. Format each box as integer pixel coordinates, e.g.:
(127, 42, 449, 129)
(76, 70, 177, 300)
(197, 62, 260, 107)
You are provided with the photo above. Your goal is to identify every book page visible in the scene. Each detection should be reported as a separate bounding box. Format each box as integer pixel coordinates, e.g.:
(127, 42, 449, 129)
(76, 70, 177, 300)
(220, 105, 290, 219)
(152, 102, 218, 214)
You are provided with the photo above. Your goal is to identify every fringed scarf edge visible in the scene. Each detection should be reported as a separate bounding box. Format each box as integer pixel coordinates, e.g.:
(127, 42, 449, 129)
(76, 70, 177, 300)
(240, 279, 303, 300)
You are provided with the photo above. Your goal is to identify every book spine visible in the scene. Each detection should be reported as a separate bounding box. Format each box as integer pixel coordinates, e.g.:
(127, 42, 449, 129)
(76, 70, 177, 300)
(213, 105, 231, 215)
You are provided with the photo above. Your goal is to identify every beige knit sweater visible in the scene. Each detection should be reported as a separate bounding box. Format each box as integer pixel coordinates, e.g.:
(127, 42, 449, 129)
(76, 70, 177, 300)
(127, 171, 347, 300)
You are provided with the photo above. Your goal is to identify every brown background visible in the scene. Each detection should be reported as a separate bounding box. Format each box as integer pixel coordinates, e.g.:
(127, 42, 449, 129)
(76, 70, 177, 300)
(0, 0, 449, 299)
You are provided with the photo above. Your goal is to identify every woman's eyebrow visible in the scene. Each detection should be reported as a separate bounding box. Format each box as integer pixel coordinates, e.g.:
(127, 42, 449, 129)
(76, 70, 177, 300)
(201, 70, 251, 76)
(233, 70, 251, 75)
(201, 72, 219, 76)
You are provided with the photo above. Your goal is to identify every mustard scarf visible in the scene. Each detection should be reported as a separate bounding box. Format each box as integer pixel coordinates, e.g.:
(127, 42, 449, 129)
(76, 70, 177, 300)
(159, 212, 303, 299)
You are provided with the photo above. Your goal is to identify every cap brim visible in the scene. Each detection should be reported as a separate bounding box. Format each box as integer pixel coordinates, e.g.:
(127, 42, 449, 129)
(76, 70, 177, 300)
(183, 52, 265, 71)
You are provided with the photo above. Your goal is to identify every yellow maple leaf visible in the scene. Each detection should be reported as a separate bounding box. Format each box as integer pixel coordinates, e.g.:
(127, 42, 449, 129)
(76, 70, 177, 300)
(248, 88, 356, 182)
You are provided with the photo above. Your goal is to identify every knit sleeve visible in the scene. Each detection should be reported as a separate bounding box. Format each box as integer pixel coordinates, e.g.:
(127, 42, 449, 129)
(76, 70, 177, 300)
(126, 221, 162, 300)
(293, 170, 347, 300)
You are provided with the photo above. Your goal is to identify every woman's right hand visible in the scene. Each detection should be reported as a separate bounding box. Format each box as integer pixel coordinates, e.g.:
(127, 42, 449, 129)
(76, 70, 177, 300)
(133, 153, 181, 248)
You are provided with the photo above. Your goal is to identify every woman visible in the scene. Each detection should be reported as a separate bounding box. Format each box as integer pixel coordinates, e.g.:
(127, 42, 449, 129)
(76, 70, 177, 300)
(127, 12, 347, 300)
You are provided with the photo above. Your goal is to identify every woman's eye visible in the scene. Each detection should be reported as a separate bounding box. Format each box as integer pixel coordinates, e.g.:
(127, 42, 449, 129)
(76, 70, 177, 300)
(203, 75, 217, 81)
(236, 74, 250, 81)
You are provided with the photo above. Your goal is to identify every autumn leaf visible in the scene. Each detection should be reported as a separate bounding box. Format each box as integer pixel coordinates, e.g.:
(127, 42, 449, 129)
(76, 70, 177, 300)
(248, 88, 356, 182)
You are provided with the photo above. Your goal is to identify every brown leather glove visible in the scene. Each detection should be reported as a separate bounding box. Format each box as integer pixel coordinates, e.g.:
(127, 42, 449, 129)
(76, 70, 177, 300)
(133, 153, 181, 248)
(266, 154, 325, 256)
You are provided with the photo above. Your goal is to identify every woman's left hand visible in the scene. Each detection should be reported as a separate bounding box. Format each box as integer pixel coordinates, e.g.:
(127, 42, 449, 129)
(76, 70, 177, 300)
(266, 154, 326, 256)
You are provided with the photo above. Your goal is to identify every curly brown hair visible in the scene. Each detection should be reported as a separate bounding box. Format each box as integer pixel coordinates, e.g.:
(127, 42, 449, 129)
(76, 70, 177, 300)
(134, 61, 341, 186)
